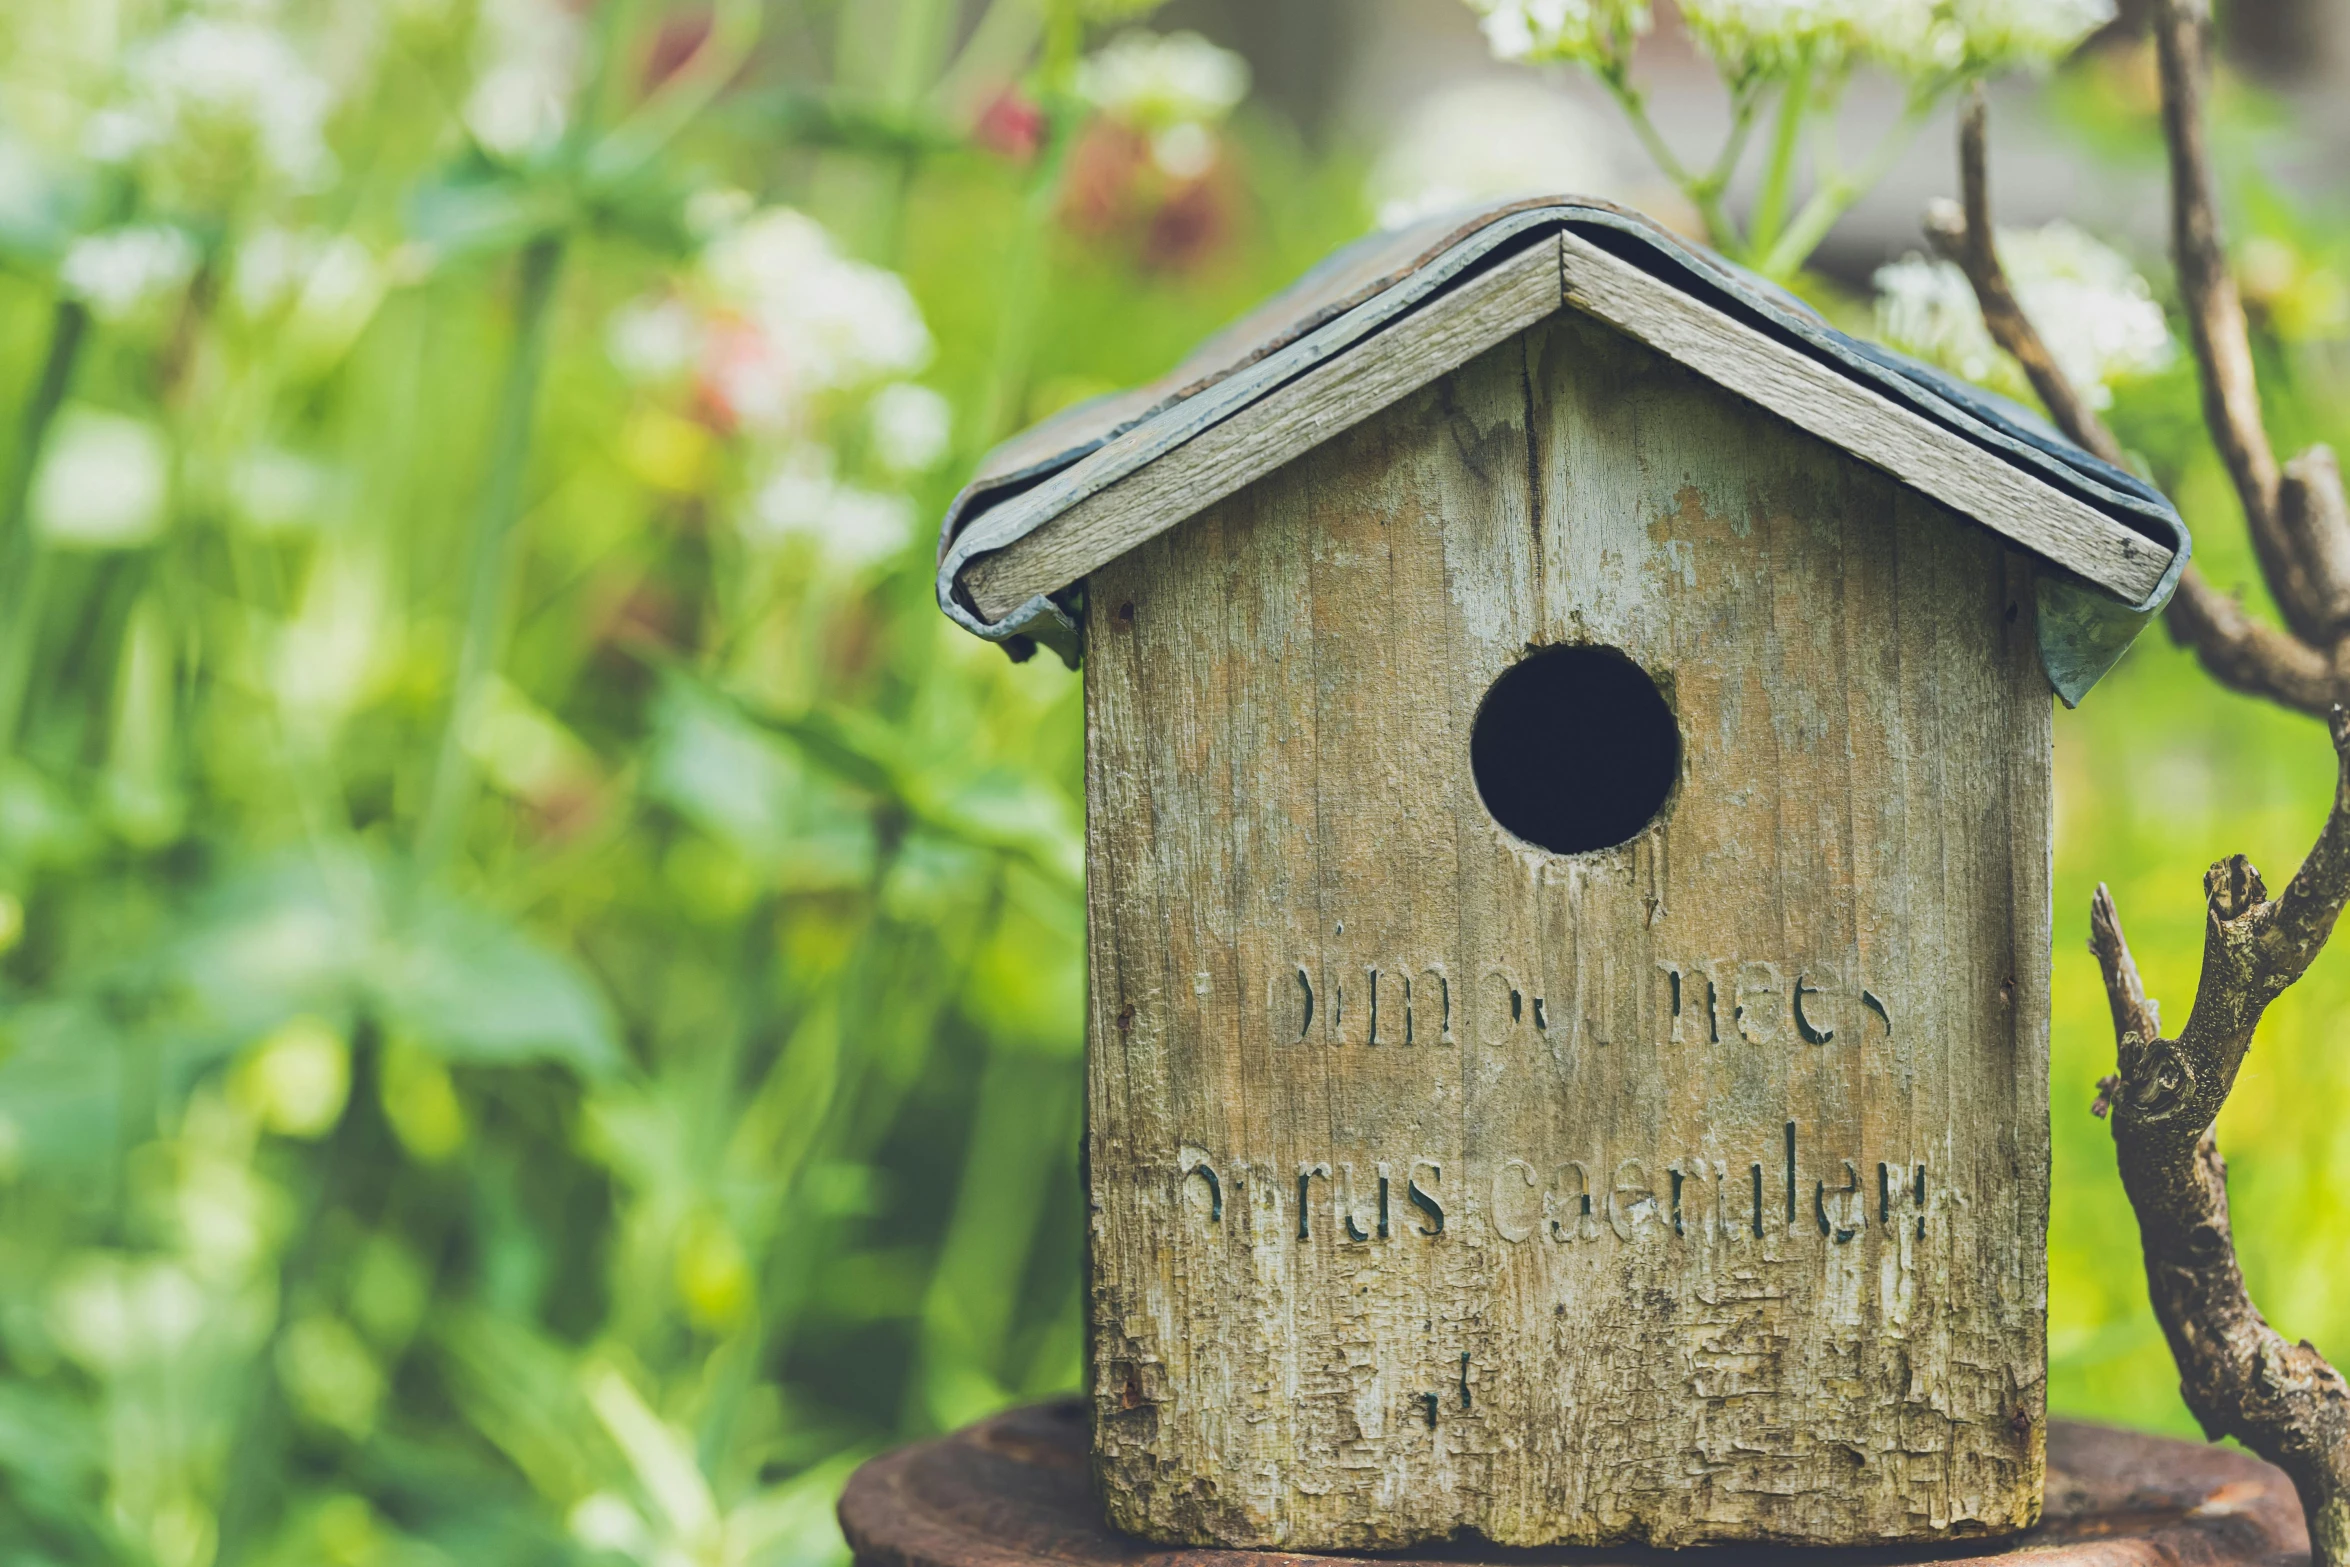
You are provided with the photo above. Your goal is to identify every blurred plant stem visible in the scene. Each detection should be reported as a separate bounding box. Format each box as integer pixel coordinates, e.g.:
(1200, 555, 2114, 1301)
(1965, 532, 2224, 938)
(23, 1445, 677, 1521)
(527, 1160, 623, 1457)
(1748, 52, 1818, 256)
(934, 0, 1043, 122)
(1686, 81, 1764, 258)
(0, 298, 90, 756)
(588, 0, 763, 189)
(417, 235, 567, 872)
(976, 7, 1084, 445)
(1756, 92, 1933, 279)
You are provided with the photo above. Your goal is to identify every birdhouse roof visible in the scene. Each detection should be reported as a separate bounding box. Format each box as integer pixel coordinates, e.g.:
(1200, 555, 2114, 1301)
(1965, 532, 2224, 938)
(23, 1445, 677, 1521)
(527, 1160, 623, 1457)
(934, 198, 2189, 704)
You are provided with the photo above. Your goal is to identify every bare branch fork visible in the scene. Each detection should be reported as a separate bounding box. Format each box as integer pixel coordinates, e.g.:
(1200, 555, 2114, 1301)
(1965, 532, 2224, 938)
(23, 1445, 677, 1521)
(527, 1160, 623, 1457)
(1929, 12, 2350, 717)
(2087, 723, 2350, 1566)
(1928, 3, 2350, 1560)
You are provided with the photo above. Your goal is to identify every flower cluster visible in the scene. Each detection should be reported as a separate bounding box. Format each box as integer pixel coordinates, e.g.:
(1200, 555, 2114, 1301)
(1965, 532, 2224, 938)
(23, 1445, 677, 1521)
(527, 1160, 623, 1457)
(1952, 0, 2118, 72)
(1465, 0, 1652, 68)
(696, 210, 932, 418)
(59, 225, 198, 322)
(464, 0, 584, 163)
(86, 13, 338, 195)
(1841, 0, 2116, 79)
(1466, 0, 2113, 81)
(607, 205, 947, 573)
(1680, 0, 1856, 79)
(1076, 30, 1250, 180)
(1872, 222, 2172, 410)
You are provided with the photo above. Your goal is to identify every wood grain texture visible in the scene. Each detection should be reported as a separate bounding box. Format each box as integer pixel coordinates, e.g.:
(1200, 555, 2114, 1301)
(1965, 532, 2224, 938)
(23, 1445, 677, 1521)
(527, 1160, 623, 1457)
(1555, 229, 2168, 605)
(1079, 311, 2052, 1550)
(966, 241, 1565, 621)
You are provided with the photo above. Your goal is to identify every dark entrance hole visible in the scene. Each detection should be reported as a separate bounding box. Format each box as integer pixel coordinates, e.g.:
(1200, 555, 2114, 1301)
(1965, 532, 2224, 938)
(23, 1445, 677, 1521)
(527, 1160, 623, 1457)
(1469, 645, 1679, 855)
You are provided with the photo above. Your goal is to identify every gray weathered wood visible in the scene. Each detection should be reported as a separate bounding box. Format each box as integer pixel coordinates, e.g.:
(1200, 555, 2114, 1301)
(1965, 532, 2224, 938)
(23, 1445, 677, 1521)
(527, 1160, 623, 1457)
(1079, 311, 2051, 1550)
(957, 233, 2173, 626)
(1553, 228, 2168, 604)
(965, 240, 1564, 621)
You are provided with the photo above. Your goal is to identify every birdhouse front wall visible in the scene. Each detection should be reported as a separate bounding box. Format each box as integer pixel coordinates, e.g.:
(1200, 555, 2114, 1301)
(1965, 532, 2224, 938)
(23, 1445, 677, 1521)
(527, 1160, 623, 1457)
(1079, 310, 2052, 1550)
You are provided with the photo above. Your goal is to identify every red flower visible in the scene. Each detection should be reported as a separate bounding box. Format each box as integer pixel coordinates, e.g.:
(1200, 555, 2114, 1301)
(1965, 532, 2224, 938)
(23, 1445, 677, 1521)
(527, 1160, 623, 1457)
(974, 89, 1047, 162)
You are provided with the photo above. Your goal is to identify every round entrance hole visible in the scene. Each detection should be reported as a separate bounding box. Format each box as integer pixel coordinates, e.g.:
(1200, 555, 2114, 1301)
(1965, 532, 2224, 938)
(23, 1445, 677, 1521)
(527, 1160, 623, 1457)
(1469, 645, 1679, 855)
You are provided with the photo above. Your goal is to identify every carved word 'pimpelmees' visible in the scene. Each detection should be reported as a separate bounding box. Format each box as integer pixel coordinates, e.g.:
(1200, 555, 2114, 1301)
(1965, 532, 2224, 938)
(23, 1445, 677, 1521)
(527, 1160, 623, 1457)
(1268, 956, 1894, 1048)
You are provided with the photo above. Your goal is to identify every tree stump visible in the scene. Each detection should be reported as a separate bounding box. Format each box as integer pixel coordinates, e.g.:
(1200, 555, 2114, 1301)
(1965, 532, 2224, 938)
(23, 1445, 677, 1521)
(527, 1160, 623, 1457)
(840, 1400, 2312, 1567)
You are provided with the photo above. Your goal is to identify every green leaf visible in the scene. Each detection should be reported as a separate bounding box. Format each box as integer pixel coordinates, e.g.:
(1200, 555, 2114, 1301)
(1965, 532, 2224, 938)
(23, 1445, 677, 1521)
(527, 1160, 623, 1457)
(370, 893, 623, 1077)
(733, 89, 966, 159)
(0, 1000, 127, 1175)
(645, 676, 879, 889)
(405, 164, 574, 261)
(165, 853, 620, 1077)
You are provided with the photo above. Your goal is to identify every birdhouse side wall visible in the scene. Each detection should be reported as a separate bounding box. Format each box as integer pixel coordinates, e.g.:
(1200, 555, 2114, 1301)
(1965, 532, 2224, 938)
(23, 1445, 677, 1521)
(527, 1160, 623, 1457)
(1078, 310, 2052, 1549)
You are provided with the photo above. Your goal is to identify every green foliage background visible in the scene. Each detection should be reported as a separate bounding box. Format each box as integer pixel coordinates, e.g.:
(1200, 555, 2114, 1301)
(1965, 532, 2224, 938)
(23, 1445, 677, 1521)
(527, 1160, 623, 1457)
(0, 3, 2344, 1563)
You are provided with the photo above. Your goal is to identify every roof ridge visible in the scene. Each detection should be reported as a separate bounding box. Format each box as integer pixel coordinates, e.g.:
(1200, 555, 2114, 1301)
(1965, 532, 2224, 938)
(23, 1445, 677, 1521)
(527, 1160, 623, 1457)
(934, 198, 2188, 706)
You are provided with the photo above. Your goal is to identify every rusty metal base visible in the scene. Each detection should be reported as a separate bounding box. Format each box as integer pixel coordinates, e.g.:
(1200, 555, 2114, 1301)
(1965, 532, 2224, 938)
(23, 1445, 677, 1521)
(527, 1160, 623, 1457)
(839, 1400, 2309, 1567)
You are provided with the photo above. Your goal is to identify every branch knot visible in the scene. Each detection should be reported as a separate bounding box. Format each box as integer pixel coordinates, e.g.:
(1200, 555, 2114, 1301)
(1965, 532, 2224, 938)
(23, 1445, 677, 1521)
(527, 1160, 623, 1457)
(2207, 855, 2267, 921)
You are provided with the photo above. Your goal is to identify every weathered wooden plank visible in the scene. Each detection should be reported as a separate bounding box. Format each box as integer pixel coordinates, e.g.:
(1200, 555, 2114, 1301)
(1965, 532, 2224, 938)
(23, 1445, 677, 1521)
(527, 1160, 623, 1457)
(966, 240, 1565, 621)
(1554, 228, 2168, 604)
(1081, 311, 2048, 1550)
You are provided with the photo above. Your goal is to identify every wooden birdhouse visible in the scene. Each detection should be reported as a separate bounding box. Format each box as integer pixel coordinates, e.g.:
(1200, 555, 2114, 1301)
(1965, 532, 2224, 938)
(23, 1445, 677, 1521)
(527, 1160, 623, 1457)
(933, 201, 2187, 1553)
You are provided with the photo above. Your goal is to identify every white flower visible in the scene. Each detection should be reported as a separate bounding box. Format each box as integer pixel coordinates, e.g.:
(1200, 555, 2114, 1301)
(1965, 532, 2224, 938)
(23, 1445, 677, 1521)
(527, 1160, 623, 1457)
(1875, 254, 1994, 382)
(1077, 31, 1250, 131)
(1463, 0, 1650, 66)
(82, 110, 155, 165)
(0, 136, 60, 246)
(104, 18, 338, 188)
(1150, 121, 1217, 180)
(1367, 81, 1630, 230)
(750, 451, 913, 571)
(1955, 0, 2114, 69)
(1855, 0, 1966, 77)
(1873, 222, 2170, 410)
(607, 295, 705, 385)
(30, 407, 171, 549)
(48, 1255, 207, 1375)
(569, 1493, 653, 1558)
(1854, 0, 2111, 79)
(464, 0, 582, 160)
(868, 383, 953, 473)
(1680, 0, 1855, 77)
(699, 208, 930, 409)
(60, 226, 198, 321)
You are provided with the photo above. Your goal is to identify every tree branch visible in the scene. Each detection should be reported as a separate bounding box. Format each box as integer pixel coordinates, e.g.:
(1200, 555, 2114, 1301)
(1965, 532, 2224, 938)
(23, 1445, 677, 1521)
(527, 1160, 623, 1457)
(1926, 86, 2128, 469)
(2164, 568, 2340, 715)
(2090, 711, 2350, 1567)
(1929, 27, 2350, 1564)
(2282, 446, 2350, 640)
(1925, 82, 2345, 717)
(2152, 0, 2320, 628)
